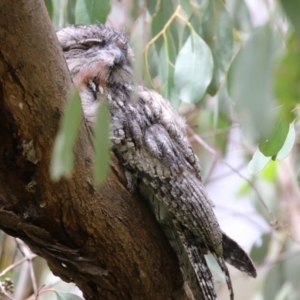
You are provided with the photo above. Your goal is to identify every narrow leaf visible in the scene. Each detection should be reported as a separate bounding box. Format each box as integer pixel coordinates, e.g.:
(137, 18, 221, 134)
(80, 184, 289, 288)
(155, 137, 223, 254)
(44, 0, 53, 20)
(227, 0, 252, 32)
(274, 283, 294, 300)
(276, 122, 295, 160)
(248, 149, 271, 175)
(174, 32, 213, 103)
(297, 170, 300, 188)
(263, 263, 285, 300)
(93, 100, 110, 184)
(275, 33, 300, 120)
(229, 24, 281, 143)
(51, 0, 66, 29)
(280, 0, 300, 37)
(203, 0, 234, 95)
(158, 31, 180, 109)
(51, 90, 82, 181)
(75, 0, 110, 24)
(250, 233, 270, 264)
(259, 119, 289, 157)
(67, 0, 76, 24)
(150, 0, 174, 51)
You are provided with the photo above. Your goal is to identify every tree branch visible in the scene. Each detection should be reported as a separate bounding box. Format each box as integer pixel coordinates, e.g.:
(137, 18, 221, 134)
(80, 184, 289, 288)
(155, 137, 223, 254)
(0, 1, 191, 299)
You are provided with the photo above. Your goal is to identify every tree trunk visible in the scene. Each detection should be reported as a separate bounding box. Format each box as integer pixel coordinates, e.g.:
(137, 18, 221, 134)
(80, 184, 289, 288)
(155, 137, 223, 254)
(0, 1, 191, 299)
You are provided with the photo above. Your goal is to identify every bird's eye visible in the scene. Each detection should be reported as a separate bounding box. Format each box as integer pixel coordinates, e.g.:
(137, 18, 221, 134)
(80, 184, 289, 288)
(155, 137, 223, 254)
(68, 44, 89, 51)
(84, 40, 106, 48)
(95, 40, 106, 47)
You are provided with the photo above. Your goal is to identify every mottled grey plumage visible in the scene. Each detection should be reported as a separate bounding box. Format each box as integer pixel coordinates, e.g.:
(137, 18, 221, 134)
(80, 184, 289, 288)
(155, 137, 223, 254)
(57, 24, 256, 300)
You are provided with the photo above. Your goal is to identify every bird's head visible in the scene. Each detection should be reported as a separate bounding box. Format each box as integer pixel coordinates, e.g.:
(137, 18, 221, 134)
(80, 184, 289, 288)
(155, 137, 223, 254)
(57, 24, 133, 88)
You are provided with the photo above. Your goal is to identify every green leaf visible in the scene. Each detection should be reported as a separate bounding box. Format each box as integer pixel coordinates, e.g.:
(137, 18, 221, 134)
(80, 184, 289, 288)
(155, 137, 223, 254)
(263, 251, 300, 300)
(250, 233, 270, 264)
(283, 252, 300, 290)
(51, 90, 82, 181)
(55, 291, 84, 300)
(93, 100, 110, 184)
(51, 0, 66, 29)
(75, 0, 110, 24)
(264, 263, 286, 300)
(130, 18, 149, 83)
(229, 24, 281, 143)
(203, 0, 234, 95)
(259, 118, 290, 157)
(67, 0, 76, 24)
(143, 44, 159, 86)
(174, 32, 213, 103)
(296, 168, 300, 189)
(130, 0, 144, 19)
(213, 115, 231, 155)
(274, 282, 294, 300)
(150, 0, 175, 51)
(248, 149, 271, 174)
(280, 0, 300, 37)
(275, 33, 300, 118)
(227, 0, 252, 32)
(276, 122, 295, 160)
(158, 30, 180, 109)
(146, 0, 158, 15)
(44, 0, 53, 20)
(260, 159, 277, 181)
(179, 0, 194, 17)
(181, 9, 203, 47)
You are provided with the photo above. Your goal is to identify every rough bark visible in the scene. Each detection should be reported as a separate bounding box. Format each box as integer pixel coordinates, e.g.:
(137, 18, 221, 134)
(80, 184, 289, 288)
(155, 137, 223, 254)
(0, 1, 191, 299)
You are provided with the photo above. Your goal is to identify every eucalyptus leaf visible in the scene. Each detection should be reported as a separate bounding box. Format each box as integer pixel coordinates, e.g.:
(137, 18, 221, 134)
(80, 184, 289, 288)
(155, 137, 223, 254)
(227, 0, 252, 31)
(260, 159, 277, 182)
(248, 149, 271, 175)
(276, 122, 295, 160)
(229, 24, 281, 143)
(67, 0, 76, 24)
(75, 0, 110, 24)
(283, 252, 300, 290)
(250, 233, 270, 264)
(280, 0, 300, 37)
(150, 0, 174, 51)
(146, 0, 157, 15)
(179, 0, 194, 17)
(298, 170, 300, 188)
(259, 118, 290, 157)
(274, 282, 294, 300)
(275, 33, 300, 120)
(263, 252, 300, 300)
(44, 0, 53, 20)
(263, 263, 285, 300)
(51, 0, 65, 29)
(51, 90, 82, 181)
(174, 32, 213, 103)
(203, 0, 233, 95)
(158, 30, 180, 109)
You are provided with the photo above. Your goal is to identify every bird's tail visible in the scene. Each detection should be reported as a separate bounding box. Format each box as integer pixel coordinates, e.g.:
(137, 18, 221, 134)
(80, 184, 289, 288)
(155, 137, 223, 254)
(222, 232, 257, 278)
(173, 219, 217, 300)
(213, 253, 234, 300)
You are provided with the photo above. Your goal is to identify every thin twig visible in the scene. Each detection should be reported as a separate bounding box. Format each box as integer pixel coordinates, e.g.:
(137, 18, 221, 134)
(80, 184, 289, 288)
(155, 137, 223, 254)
(15, 239, 38, 295)
(25, 287, 55, 300)
(187, 126, 277, 224)
(0, 257, 29, 277)
(0, 285, 15, 300)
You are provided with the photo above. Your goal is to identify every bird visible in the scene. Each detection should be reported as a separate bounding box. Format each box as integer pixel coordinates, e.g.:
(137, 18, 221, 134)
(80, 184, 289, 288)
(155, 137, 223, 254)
(57, 23, 257, 300)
